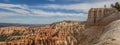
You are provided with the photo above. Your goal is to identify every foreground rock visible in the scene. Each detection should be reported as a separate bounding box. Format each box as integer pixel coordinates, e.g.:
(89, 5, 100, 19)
(94, 20, 120, 45)
(78, 8, 120, 45)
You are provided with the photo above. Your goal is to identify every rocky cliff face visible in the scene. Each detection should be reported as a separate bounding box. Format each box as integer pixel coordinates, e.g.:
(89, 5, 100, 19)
(96, 12, 120, 26)
(94, 20, 120, 45)
(78, 8, 120, 45)
(87, 8, 118, 27)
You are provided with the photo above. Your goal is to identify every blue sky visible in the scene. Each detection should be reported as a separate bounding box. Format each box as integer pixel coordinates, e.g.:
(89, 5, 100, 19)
(0, 0, 119, 24)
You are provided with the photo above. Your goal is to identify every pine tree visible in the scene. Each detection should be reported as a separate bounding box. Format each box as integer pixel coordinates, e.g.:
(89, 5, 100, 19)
(111, 2, 120, 11)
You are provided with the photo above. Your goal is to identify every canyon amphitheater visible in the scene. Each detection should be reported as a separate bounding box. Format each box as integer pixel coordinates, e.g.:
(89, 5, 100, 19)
(0, 8, 120, 45)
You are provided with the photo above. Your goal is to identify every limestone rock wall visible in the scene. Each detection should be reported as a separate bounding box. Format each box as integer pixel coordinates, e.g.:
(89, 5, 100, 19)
(87, 8, 118, 27)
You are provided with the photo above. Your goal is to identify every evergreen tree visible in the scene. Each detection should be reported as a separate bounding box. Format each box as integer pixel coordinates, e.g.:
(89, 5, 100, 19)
(111, 2, 120, 11)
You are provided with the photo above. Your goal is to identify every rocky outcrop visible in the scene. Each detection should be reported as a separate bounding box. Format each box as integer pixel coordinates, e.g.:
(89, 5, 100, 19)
(78, 19, 120, 45)
(87, 8, 118, 27)
(96, 12, 120, 26)
(0, 21, 85, 45)
(0, 26, 29, 35)
(94, 20, 120, 45)
(78, 8, 120, 45)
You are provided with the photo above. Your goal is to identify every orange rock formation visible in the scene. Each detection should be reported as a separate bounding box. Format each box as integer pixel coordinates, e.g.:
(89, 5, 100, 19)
(0, 21, 85, 45)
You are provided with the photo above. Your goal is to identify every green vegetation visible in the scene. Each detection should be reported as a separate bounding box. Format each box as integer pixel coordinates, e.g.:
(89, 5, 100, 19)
(0, 34, 9, 41)
(12, 31, 22, 36)
(111, 2, 120, 11)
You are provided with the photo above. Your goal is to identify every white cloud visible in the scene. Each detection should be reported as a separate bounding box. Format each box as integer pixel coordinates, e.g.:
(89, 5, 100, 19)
(0, 0, 119, 19)
(31, 9, 87, 17)
(0, 11, 19, 16)
(4, 0, 10, 2)
(0, 3, 31, 15)
(2, 8, 31, 15)
(0, 11, 20, 18)
(0, 3, 28, 9)
(37, 0, 120, 12)
(0, 3, 87, 17)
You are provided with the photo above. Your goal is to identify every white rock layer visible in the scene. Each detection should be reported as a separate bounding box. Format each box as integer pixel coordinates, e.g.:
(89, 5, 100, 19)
(95, 20, 120, 45)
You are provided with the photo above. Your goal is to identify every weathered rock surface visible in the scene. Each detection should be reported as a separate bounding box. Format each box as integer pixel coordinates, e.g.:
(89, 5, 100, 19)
(87, 8, 118, 27)
(94, 20, 120, 45)
(78, 8, 120, 45)
(78, 26, 105, 45)
(96, 12, 120, 26)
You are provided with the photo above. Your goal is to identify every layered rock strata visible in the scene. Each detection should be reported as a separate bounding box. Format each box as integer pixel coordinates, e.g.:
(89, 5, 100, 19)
(87, 8, 118, 27)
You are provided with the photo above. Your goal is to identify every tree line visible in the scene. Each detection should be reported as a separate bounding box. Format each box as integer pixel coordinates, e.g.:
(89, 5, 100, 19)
(111, 2, 120, 11)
